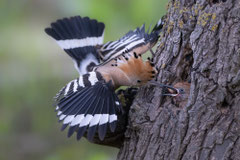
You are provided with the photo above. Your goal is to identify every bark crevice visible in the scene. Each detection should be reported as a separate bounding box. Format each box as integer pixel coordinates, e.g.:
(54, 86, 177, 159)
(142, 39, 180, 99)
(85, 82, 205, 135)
(117, 0, 240, 159)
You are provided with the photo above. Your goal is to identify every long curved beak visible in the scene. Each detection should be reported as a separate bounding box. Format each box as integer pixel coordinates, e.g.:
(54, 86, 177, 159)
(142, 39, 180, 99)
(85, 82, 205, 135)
(148, 81, 184, 96)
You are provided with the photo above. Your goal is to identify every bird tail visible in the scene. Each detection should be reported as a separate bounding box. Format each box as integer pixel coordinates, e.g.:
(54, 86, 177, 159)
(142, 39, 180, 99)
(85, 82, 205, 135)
(45, 16, 105, 74)
(54, 71, 122, 141)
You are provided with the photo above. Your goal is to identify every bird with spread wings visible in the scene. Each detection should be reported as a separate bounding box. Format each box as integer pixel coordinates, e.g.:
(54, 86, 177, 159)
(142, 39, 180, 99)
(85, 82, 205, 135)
(45, 16, 178, 141)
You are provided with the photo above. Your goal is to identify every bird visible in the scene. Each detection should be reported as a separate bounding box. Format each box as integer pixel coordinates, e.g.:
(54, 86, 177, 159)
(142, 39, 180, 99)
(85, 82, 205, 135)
(45, 15, 168, 141)
(165, 82, 191, 108)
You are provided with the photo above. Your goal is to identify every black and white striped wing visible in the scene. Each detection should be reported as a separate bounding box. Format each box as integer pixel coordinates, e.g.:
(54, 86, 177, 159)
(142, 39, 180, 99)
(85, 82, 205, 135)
(54, 71, 122, 141)
(99, 18, 165, 63)
(45, 16, 105, 75)
(99, 25, 146, 62)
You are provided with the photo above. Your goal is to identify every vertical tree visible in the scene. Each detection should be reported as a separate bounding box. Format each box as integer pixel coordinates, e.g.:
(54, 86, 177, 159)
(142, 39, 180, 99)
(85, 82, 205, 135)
(117, 0, 240, 159)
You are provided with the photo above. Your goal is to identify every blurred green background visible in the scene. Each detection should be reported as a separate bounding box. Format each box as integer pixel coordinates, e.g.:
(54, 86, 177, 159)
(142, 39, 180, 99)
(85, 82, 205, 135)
(0, 0, 167, 160)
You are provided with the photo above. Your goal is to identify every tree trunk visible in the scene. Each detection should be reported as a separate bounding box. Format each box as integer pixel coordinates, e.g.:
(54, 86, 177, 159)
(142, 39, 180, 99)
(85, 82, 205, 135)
(117, 0, 240, 159)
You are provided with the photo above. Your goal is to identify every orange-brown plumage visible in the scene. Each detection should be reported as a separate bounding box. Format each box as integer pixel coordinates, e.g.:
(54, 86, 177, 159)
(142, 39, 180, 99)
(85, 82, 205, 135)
(96, 51, 156, 88)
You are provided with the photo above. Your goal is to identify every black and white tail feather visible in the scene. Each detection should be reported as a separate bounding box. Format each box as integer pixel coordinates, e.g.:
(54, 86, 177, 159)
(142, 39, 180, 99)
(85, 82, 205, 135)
(45, 16, 105, 75)
(55, 71, 122, 141)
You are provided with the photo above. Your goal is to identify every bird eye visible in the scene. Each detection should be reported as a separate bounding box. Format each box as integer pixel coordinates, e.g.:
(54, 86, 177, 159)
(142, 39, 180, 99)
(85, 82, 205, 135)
(179, 88, 185, 93)
(137, 80, 141, 83)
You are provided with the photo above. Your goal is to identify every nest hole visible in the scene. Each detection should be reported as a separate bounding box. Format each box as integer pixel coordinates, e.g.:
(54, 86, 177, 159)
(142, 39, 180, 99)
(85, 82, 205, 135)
(180, 45, 193, 82)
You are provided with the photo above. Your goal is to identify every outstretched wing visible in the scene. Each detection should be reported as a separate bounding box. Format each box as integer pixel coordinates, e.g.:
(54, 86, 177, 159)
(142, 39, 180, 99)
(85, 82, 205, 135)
(54, 71, 122, 141)
(45, 16, 105, 75)
(99, 17, 164, 63)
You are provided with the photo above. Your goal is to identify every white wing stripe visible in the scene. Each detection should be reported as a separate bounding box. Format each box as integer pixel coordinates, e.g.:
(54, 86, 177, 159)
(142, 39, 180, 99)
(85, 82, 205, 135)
(57, 111, 62, 116)
(63, 115, 75, 124)
(102, 41, 111, 48)
(59, 114, 66, 121)
(105, 34, 137, 51)
(99, 114, 109, 125)
(70, 114, 85, 126)
(79, 115, 93, 127)
(88, 72, 98, 85)
(78, 76, 84, 87)
(64, 80, 73, 95)
(105, 39, 145, 60)
(56, 37, 103, 50)
(106, 40, 119, 49)
(73, 79, 78, 92)
(112, 35, 138, 50)
(125, 39, 145, 49)
(109, 114, 117, 123)
(89, 114, 102, 127)
(58, 114, 117, 127)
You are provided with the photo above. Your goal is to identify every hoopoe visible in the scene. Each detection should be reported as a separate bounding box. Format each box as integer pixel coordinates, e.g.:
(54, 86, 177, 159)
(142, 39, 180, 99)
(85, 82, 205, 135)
(45, 16, 174, 141)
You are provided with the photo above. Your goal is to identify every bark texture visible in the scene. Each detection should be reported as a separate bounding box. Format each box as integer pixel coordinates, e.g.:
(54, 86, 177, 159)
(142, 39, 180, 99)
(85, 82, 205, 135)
(117, 0, 240, 159)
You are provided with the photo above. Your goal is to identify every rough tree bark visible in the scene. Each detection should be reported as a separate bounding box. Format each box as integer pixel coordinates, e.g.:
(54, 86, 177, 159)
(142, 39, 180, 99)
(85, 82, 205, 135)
(117, 0, 240, 159)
